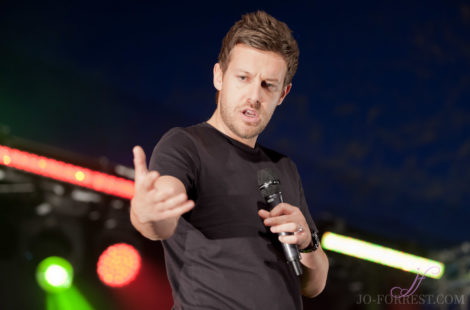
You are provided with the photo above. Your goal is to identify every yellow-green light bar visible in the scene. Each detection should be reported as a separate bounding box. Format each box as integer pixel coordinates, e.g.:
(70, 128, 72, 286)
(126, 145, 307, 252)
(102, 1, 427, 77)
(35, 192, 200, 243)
(321, 232, 444, 279)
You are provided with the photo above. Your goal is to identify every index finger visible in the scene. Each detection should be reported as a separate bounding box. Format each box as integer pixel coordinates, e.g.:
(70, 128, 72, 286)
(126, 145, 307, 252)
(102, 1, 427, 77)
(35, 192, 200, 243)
(133, 145, 148, 181)
(270, 203, 296, 217)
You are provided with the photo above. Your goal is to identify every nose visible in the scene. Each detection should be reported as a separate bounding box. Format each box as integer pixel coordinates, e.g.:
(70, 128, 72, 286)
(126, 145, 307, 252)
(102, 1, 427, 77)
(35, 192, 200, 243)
(247, 80, 262, 108)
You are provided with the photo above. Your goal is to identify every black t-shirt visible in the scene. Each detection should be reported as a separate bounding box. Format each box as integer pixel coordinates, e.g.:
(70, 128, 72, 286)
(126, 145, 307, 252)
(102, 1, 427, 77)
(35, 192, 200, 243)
(149, 122, 317, 310)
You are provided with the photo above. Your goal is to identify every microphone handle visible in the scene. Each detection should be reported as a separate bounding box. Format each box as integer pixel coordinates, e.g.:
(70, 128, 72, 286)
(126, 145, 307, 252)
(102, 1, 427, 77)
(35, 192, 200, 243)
(266, 192, 303, 276)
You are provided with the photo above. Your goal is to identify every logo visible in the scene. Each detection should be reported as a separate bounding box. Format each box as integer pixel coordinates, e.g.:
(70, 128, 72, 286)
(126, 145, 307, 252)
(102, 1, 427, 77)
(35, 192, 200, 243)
(355, 265, 465, 305)
(390, 266, 441, 299)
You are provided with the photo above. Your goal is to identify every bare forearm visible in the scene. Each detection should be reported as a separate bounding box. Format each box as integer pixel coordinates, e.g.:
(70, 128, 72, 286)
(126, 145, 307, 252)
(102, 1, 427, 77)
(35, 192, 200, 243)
(130, 207, 178, 241)
(300, 247, 329, 298)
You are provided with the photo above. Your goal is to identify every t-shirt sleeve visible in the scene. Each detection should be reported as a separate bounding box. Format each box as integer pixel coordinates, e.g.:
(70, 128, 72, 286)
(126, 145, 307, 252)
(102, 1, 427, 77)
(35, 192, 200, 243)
(148, 128, 199, 196)
(291, 160, 319, 234)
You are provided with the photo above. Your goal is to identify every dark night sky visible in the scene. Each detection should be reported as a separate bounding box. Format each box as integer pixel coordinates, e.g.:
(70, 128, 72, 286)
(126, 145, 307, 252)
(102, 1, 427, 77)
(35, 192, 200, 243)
(1, 0, 469, 249)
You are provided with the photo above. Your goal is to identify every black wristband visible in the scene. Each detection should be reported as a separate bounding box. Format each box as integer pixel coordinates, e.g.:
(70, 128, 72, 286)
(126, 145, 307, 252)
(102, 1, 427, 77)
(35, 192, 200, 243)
(300, 231, 320, 253)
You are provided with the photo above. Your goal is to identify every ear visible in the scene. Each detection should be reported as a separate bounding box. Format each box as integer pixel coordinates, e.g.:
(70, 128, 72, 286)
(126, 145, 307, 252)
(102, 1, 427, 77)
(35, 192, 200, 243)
(213, 63, 223, 91)
(277, 83, 292, 106)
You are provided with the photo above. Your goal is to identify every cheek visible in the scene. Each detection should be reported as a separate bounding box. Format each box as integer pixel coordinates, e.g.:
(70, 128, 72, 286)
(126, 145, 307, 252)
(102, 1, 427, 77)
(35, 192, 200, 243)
(266, 101, 279, 116)
(222, 81, 236, 99)
(225, 87, 244, 105)
(220, 89, 238, 111)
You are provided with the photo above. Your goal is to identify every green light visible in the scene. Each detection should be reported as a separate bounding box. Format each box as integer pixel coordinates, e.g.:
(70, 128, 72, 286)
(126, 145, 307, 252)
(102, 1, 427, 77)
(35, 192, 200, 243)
(46, 286, 94, 310)
(36, 256, 74, 293)
(321, 232, 445, 279)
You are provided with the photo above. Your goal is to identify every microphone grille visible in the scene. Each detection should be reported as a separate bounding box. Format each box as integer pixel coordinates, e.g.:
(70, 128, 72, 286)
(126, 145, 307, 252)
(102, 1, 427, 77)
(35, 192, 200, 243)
(257, 168, 275, 186)
(257, 168, 280, 197)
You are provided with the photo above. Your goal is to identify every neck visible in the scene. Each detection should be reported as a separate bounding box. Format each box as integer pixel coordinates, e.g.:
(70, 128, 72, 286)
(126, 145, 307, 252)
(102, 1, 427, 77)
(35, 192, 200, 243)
(207, 110, 258, 148)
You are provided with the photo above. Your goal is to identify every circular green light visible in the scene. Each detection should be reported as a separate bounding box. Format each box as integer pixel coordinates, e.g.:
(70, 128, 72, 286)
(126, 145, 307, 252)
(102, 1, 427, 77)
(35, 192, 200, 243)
(36, 256, 74, 293)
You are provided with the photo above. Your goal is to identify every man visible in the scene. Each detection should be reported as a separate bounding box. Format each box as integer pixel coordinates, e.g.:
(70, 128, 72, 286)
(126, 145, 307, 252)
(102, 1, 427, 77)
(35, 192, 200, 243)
(130, 11, 328, 309)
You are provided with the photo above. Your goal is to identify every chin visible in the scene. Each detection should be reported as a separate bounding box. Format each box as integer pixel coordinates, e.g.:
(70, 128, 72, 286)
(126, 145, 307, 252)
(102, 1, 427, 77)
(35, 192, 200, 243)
(239, 127, 264, 140)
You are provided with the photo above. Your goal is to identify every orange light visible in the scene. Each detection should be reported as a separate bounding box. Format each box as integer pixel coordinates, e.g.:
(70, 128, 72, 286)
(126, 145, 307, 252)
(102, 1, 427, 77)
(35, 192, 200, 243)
(75, 171, 85, 182)
(97, 243, 141, 287)
(0, 145, 134, 199)
(38, 159, 47, 169)
(3, 155, 11, 165)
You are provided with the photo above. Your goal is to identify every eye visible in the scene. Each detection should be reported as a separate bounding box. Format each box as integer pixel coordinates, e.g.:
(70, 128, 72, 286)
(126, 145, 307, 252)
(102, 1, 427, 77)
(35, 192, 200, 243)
(262, 81, 277, 91)
(238, 75, 247, 81)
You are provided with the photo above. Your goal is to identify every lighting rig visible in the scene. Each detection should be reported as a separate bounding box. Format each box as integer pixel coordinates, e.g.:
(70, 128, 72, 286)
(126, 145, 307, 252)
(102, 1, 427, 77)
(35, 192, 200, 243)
(0, 131, 141, 310)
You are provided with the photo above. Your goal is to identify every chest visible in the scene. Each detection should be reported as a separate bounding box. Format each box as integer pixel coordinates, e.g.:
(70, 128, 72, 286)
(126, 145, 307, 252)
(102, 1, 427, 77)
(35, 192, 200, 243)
(186, 148, 299, 239)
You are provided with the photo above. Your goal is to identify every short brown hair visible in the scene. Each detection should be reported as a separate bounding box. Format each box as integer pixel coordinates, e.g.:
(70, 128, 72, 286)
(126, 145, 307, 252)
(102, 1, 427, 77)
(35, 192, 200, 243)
(218, 10, 299, 87)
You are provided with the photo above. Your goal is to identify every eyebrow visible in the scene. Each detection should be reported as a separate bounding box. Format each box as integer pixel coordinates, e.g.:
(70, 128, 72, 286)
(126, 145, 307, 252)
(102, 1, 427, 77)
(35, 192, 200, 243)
(237, 70, 281, 84)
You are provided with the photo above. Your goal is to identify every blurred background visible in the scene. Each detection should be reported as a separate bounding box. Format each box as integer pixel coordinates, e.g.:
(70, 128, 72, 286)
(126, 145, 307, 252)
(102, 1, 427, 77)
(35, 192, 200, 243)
(1, 0, 469, 309)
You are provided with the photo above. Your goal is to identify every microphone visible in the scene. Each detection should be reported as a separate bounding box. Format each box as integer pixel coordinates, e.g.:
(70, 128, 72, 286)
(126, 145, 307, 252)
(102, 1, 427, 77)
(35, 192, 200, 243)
(257, 168, 303, 276)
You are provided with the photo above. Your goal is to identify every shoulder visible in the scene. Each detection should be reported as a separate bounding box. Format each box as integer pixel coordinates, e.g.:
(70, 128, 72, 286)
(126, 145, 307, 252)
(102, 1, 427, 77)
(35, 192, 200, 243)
(155, 123, 208, 150)
(158, 123, 210, 143)
(150, 123, 212, 169)
(259, 144, 300, 177)
(259, 145, 295, 166)
(259, 145, 286, 160)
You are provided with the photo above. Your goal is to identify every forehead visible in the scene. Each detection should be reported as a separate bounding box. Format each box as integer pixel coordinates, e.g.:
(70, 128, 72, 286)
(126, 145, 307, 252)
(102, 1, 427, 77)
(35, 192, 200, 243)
(226, 44, 287, 81)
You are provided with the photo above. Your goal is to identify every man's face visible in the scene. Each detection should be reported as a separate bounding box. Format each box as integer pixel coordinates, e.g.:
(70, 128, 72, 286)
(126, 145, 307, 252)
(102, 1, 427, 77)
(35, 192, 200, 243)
(213, 44, 291, 145)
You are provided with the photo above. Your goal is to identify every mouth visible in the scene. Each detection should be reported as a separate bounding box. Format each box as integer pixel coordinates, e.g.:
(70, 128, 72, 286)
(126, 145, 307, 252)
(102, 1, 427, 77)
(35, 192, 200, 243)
(241, 108, 260, 123)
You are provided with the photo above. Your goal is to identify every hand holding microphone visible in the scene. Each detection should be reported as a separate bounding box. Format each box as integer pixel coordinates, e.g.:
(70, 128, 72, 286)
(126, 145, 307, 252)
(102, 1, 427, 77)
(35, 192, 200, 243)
(257, 169, 312, 276)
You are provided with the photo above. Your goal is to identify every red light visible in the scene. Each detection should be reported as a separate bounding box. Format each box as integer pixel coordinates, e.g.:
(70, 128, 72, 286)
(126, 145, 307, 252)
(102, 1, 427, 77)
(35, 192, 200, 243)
(97, 243, 141, 287)
(0, 145, 134, 199)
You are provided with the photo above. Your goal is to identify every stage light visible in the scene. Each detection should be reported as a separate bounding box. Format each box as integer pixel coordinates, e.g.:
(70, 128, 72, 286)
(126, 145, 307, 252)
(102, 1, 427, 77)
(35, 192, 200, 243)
(97, 243, 141, 287)
(321, 232, 445, 279)
(3, 154, 11, 165)
(46, 286, 95, 310)
(36, 256, 74, 293)
(0, 145, 134, 199)
(75, 171, 85, 181)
